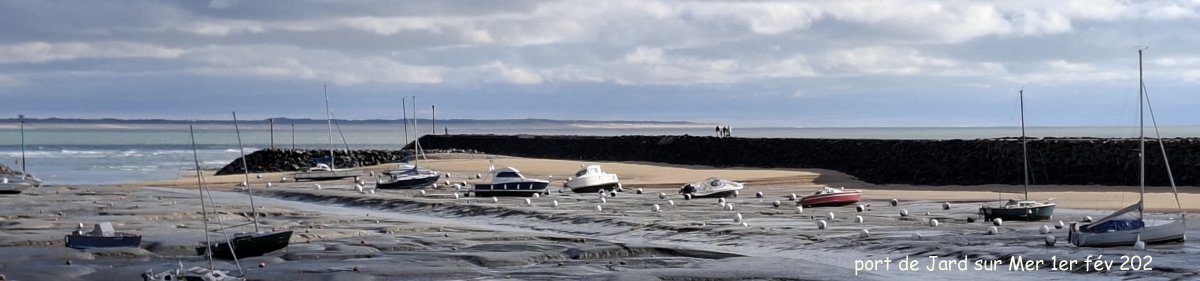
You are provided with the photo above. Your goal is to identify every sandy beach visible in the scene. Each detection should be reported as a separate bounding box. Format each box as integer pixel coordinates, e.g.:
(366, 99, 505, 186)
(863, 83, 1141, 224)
(3, 153, 1197, 280)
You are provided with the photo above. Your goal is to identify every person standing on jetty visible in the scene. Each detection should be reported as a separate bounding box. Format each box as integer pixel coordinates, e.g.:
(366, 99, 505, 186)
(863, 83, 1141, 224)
(715, 125, 721, 138)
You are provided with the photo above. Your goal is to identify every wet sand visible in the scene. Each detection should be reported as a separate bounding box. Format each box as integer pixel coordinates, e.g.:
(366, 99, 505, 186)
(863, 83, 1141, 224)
(3, 153, 1198, 280)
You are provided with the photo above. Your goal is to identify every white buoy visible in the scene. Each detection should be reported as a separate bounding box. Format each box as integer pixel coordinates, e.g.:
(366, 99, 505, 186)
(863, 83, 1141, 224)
(988, 226, 999, 235)
(266, 182, 273, 187)
(239, 181, 248, 187)
(355, 184, 364, 192)
(890, 199, 899, 206)
(256, 174, 263, 179)
(1040, 225, 1051, 234)
(369, 189, 375, 194)
(789, 193, 798, 201)
(772, 200, 781, 208)
(855, 215, 864, 223)
(533, 193, 541, 198)
(1056, 220, 1065, 229)
(1045, 235, 1057, 246)
(658, 192, 667, 200)
(667, 200, 675, 206)
(314, 184, 322, 190)
(928, 219, 939, 227)
(718, 198, 726, 204)
(755, 191, 764, 198)
(684, 193, 692, 200)
(733, 213, 743, 222)
(453, 193, 460, 199)
(899, 209, 909, 217)
(925, 211, 932, 216)
(724, 204, 734, 211)
(444, 180, 450, 186)
(652, 204, 661, 212)
(524, 198, 532, 205)
(992, 218, 1004, 226)
(636, 188, 644, 194)
(855, 205, 865, 212)
(475, 173, 482, 179)
(817, 220, 827, 230)
(1083, 216, 1094, 222)
(859, 229, 870, 238)
(827, 212, 836, 220)
(600, 197, 607, 204)
(942, 202, 951, 210)
(595, 205, 603, 212)
(732, 190, 739, 197)
(552, 200, 559, 207)
(741, 222, 749, 227)
(419, 190, 427, 196)
(489, 196, 498, 203)
(616, 186, 624, 192)
(795, 206, 804, 214)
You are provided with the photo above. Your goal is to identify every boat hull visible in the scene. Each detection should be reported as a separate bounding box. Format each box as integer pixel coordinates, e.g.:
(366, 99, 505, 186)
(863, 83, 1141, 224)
(686, 190, 738, 198)
(65, 234, 142, 249)
(568, 182, 619, 193)
(980, 204, 1055, 221)
(197, 230, 293, 260)
(1069, 219, 1187, 247)
(377, 174, 439, 189)
(473, 182, 550, 197)
(0, 183, 31, 194)
(800, 192, 862, 207)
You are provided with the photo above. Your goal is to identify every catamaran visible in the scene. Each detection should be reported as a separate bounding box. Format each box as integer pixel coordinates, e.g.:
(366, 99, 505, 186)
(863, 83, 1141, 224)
(1068, 49, 1187, 247)
(980, 90, 1056, 221)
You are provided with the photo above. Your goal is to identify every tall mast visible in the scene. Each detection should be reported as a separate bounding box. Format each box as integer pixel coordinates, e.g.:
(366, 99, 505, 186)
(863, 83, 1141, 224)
(188, 124, 215, 270)
(402, 97, 409, 147)
(1020, 90, 1029, 200)
(18, 114, 26, 176)
(324, 85, 336, 170)
(412, 96, 426, 160)
(232, 112, 260, 233)
(1138, 49, 1145, 219)
(432, 105, 436, 135)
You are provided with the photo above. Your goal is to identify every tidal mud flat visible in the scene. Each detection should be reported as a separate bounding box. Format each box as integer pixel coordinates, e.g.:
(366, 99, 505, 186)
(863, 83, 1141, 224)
(2, 156, 1198, 280)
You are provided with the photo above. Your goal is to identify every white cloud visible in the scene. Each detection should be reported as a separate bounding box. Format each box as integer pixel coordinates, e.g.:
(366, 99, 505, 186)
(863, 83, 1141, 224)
(0, 42, 187, 63)
(479, 62, 544, 85)
(0, 74, 23, 87)
(185, 45, 443, 85)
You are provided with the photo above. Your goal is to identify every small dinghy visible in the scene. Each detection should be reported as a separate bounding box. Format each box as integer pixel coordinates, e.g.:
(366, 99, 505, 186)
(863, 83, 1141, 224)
(799, 187, 862, 207)
(565, 165, 620, 193)
(472, 166, 550, 197)
(65, 222, 142, 249)
(678, 177, 743, 198)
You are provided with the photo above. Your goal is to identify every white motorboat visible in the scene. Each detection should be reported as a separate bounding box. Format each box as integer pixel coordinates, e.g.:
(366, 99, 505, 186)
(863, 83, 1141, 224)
(1069, 50, 1187, 247)
(565, 165, 620, 193)
(472, 167, 549, 197)
(678, 177, 743, 198)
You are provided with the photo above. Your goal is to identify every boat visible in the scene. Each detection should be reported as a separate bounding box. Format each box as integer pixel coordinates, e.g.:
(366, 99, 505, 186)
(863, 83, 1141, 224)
(377, 96, 441, 190)
(799, 186, 862, 207)
(293, 86, 361, 181)
(1069, 49, 1187, 247)
(980, 89, 1056, 221)
(64, 222, 142, 249)
(193, 113, 294, 260)
(678, 177, 744, 198)
(1, 115, 42, 194)
(472, 166, 549, 197)
(565, 165, 620, 193)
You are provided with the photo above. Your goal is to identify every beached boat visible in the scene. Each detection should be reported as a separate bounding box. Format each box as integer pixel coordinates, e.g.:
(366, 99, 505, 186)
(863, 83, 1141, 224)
(472, 167, 549, 197)
(565, 165, 620, 193)
(799, 186, 862, 207)
(1, 115, 42, 194)
(678, 177, 743, 198)
(1069, 50, 1187, 247)
(293, 86, 361, 181)
(64, 222, 142, 249)
(377, 98, 441, 190)
(980, 89, 1055, 221)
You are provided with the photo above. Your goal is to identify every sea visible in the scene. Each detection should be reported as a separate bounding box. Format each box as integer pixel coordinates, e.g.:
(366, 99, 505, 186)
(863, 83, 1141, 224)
(3, 124, 1199, 185)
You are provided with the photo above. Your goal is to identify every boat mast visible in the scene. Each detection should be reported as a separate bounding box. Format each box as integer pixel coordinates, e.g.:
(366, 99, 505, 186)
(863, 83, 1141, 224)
(412, 96, 426, 160)
(232, 112, 260, 233)
(1138, 49, 1145, 219)
(18, 114, 25, 176)
(1020, 90, 1029, 201)
(402, 97, 409, 147)
(188, 124, 215, 270)
(324, 85, 336, 170)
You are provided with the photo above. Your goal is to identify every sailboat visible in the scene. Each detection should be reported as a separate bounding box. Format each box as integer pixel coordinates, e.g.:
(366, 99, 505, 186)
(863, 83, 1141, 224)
(1, 114, 42, 194)
(979, 90, 1056, 221)
(144, 125, 245, 281)
(294, 85, 362, 181)
(194, 113, 293, 260)
(378, 96, 440, 190)
(1068, 49, 1187, 247)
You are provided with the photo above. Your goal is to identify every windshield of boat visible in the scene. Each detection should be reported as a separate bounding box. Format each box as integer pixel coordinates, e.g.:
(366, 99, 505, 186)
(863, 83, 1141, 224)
(709, 179, 723, 186)
(575, 170, 588, 177)
(496, 172, 521, 178)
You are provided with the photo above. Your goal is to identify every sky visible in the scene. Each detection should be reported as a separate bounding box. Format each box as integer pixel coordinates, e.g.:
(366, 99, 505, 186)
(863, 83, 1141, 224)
(1, 0, 1199, 127)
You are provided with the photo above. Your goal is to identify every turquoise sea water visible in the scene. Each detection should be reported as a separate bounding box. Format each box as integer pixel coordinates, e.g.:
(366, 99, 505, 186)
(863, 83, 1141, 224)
(2, 124, 1199, 185)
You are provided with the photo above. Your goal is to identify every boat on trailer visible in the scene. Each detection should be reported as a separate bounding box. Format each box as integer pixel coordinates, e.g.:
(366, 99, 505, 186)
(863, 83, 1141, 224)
(799, 186, 862, 207)
(1069, 49, 1187, 247)
(565, 165, 620, 193)
(472, 167, 549, 197)
(678, 177, 743, 198)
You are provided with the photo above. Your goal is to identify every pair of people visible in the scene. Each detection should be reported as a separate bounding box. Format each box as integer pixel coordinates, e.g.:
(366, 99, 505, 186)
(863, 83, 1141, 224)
(714, 126, 732, 138)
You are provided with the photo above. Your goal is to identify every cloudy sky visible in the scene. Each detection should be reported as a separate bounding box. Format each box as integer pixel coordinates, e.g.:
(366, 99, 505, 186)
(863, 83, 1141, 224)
(1, 0, 1198, 127)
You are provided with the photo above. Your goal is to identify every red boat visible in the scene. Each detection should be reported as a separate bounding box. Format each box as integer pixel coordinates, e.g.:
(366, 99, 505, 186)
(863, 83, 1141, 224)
(799, 187, 862, 207)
